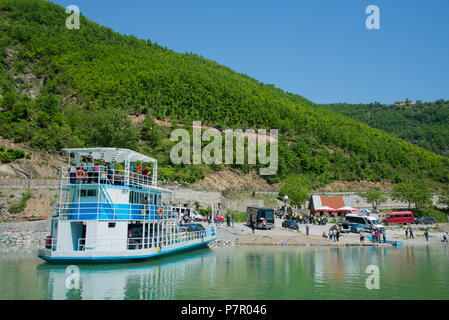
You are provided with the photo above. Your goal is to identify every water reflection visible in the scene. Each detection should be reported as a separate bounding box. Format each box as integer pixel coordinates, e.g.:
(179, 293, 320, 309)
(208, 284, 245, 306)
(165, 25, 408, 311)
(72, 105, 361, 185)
(1, 245, 449, 300)
(36, 248, 217, 300)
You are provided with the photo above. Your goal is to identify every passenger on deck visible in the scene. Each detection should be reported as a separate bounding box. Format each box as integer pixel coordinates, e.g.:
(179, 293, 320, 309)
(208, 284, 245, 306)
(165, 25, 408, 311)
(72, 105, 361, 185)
(110, 162, 115, 184)
(142, 167, 149, 184)
(81, 160, 88, 184)
(69, 164, 77, 184)
(114, 172, 121, 185)
(107, 163, 113, 183)
(100, 166, 107, 184)
(94, 164, 100, 184)
(87, 162, 94, 184)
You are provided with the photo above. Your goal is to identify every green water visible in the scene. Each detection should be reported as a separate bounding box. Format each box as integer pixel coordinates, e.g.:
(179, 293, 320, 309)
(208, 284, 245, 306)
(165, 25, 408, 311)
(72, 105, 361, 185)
(0, 245, 448, 300)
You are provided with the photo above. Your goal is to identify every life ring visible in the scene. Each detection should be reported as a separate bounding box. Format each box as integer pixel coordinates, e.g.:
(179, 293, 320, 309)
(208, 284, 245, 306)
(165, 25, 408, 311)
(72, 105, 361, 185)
(76, 169, 86, 180)
(158, 207, 163, 218)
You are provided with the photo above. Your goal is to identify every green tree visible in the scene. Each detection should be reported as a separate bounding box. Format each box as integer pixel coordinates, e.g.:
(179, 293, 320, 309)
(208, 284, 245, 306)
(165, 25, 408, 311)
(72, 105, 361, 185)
(140, 116, 161, 147)
(279, 175, 310, 208)
(392, 182, 432, 209)
(88, 109, 139, 150)
(358, 188, 388, 210)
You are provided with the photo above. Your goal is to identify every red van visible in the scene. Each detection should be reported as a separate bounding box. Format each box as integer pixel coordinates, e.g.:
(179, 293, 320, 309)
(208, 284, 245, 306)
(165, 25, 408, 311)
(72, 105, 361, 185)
(384, 211, 414, 225)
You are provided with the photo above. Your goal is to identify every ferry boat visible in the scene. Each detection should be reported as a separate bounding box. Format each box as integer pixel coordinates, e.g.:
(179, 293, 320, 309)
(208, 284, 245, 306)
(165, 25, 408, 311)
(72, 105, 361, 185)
(38, 148, 216, 262)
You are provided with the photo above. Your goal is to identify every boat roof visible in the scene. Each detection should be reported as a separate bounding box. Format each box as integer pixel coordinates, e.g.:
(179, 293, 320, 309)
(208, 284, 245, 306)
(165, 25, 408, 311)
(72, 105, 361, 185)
(63, 148, 157, 164)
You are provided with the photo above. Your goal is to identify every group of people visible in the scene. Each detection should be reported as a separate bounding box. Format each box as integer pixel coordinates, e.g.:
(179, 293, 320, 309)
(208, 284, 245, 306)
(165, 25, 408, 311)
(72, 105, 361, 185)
(367, 228, 386, 244)
(321, 227, 341, 242)
(405, 227, 449, 243)
(404, 227, 415, 239)
(69, 161, 115, 185)
(68, 159, 151, 186)
(318, 225, 341, 242)
(226, 214, 235, 228)
(280, 212, 327, 226)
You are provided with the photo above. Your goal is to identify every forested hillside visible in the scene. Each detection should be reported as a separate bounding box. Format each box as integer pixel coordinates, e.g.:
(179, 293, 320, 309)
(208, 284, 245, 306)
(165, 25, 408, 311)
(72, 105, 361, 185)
(320, 100, 449, 157)
(0, 0, 448, 190)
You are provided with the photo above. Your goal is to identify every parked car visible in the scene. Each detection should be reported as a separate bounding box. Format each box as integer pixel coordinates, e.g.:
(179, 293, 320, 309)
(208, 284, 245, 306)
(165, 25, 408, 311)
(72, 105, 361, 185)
(339, 222, 365, 233)
(414, 217, 436, 225)
(282, 220, 299, 230)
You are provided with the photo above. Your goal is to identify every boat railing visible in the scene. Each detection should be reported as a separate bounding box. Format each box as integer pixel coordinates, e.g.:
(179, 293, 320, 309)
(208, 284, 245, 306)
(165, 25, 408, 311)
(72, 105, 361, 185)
(52, 202, 177, 221)
(43, 230, 209, 252)
(61, 165, 154, 189)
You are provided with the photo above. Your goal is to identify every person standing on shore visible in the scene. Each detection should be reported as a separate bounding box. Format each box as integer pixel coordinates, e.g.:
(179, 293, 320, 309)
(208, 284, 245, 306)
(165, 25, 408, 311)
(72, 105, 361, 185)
(360, 231, 364, 244)
(405, 228, 408, 239)
(409, 227, 414, 239)
(442, 232, 448, 243)
(424, 230, 429, 242)
(382, 229, 386, 243)
(332, 228, 337, 242)
(251, 220, 255, 234)
(232, 215, 235, 228)
(306, 225, 310, 235)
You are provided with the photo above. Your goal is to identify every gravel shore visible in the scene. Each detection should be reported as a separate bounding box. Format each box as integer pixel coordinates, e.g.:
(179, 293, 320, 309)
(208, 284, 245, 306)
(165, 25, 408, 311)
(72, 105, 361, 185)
(0, 220, 50, 245)
(210, 219, 449, 247)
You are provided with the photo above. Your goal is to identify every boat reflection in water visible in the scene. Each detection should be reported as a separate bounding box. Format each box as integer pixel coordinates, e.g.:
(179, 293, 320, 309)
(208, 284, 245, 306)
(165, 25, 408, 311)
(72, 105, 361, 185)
(36, 247, 217, 300)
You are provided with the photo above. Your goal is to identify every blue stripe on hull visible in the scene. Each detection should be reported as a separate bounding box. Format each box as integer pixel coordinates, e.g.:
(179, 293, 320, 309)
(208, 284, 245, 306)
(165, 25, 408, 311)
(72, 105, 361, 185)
(39, 238, 216, 263)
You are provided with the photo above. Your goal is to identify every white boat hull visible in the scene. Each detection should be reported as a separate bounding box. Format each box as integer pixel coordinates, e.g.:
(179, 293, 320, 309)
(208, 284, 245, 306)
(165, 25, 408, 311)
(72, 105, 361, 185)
(38, 236, 216, 262)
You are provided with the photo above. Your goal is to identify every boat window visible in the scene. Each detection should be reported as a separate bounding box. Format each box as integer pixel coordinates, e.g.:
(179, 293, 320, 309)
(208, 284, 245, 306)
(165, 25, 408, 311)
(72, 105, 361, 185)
(108, 222, 116, 228)
(80, 189, 86, 197)
(129, 190, 148, 204)
(87, 189, 96, 197)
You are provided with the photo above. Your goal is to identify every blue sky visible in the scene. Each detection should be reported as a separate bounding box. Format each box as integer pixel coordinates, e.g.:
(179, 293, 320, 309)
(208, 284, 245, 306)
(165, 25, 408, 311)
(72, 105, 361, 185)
(51, 0, 449, 104)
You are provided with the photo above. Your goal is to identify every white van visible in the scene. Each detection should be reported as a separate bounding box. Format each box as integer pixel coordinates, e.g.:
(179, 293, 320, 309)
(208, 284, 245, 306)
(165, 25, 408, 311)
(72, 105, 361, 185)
(344, 214, 384, 231)
(172, 206, 205, 222)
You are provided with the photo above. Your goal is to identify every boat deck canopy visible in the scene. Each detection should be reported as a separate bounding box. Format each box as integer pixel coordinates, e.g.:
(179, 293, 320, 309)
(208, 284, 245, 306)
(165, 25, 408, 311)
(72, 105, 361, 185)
(63, 148, 156, 164)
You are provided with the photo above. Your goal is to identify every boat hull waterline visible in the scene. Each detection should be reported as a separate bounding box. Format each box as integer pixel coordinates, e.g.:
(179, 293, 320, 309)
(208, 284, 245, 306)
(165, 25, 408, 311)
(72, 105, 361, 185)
(38, 236, 216, 263)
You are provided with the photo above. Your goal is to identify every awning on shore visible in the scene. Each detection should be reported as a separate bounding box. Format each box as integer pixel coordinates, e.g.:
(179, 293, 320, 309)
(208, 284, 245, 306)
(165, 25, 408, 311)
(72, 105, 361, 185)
(314, 206, 335, 212)
(336, 206, 357, 212)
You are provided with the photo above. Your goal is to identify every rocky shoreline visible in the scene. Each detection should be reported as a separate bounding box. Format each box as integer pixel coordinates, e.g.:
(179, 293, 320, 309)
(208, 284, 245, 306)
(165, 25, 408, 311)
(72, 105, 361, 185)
(0, 220, 49, 245)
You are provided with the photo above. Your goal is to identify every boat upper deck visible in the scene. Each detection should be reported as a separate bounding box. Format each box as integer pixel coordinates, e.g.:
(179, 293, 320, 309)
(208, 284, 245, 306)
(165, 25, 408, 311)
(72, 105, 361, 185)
(61, 147, 161, 189)
(52, 148, 174, 222)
